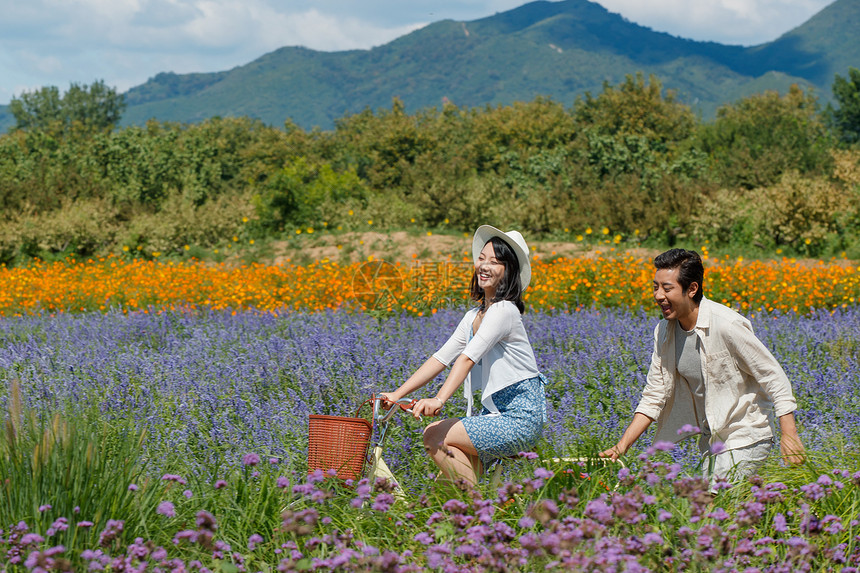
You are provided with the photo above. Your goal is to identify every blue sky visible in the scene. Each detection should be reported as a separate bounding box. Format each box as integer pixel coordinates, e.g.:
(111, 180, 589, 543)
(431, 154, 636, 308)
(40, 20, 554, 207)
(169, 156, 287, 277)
(0, 0, 834, 104)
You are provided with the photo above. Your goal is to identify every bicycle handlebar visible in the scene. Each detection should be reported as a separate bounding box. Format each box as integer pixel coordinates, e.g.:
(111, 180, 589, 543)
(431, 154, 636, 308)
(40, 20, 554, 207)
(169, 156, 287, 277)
(372, 396, 417, 424)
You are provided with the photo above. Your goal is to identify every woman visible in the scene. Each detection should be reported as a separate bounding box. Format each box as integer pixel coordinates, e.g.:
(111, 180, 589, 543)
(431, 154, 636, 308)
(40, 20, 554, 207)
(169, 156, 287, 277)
(380, 225, 547, 485)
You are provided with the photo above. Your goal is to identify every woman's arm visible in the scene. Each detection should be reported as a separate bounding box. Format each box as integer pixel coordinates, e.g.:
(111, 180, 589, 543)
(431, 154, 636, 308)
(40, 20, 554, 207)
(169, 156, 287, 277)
(409, 353, 475, 418)
(379, 356, 447, 406)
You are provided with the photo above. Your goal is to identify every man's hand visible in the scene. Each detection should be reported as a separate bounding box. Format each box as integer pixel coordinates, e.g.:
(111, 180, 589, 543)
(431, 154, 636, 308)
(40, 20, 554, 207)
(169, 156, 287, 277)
(778, 412, 806, 465)
(599, 444, 625, 461)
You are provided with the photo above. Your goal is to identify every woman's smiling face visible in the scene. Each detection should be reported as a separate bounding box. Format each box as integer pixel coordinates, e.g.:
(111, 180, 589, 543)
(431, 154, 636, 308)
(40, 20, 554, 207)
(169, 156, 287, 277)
(475, 241, 505, 295)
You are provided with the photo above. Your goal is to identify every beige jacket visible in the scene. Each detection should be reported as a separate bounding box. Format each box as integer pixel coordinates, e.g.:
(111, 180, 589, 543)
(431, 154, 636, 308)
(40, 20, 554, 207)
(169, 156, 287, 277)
(635, 298, 797, 449)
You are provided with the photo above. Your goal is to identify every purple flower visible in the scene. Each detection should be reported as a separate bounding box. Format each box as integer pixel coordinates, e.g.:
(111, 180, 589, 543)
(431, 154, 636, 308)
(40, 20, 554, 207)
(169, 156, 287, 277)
(161, 474, 187, 485)
(77, 521, 94, 528)
(518, 451, 539, 460)
(21, 533, 45, 545)
(710, 442, 726, 455)
(277, 476, 290, 489)
(269, 457, 279, 464)
(248, 533, 264, 550)
(242, 453, 261, 467)
(677, 424, 700, 435)
(128, 484, 139, 491)
(518, 516, 536, 528)
(584, 499, 613, 524)
(156, 501, 176, 517)
(214, 480, 228, 490)
(152, 547, 168, 561)
(38, 504, 52, 512)
(774, 513, 788, 533)
(183, 489, 193, 498)
(533, 467, 554, 479)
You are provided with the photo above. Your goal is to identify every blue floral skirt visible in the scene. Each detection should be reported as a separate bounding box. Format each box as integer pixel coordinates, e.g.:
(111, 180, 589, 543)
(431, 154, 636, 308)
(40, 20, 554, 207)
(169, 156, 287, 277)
(460, 376, 547, 470)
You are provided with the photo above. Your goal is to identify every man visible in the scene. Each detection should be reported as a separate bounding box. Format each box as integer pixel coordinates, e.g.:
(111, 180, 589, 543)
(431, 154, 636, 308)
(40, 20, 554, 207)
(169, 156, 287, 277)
(600, 248, 805, 490)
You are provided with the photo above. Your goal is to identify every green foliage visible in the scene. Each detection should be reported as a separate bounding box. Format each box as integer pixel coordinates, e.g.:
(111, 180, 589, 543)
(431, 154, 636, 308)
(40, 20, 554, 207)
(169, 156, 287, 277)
(0, 379, 148, 546)
(253, 157, 368, 232)
(0, 73, 855, 262)
(9, 80, 126, 135)
(698, 85, 834, 189)
(827, 67, 860, 145)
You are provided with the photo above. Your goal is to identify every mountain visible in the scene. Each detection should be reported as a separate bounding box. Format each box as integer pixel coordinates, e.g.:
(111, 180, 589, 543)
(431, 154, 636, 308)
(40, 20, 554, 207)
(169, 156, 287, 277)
(4, 0, 858, 131)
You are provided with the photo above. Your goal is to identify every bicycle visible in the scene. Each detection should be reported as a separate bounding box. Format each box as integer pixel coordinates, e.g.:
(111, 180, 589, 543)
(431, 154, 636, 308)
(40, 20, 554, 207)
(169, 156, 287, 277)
(308, 395, 623, 500)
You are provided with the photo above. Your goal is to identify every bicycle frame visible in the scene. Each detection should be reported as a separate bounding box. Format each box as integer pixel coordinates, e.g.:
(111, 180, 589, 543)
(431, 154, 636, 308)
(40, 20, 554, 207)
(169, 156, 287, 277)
(367, 396, 416, 499)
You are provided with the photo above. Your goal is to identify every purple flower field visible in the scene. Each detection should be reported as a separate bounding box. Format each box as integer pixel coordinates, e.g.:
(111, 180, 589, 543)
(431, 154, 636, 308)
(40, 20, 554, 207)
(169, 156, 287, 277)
(1, 307, 857, 478)
(1, 307, 860, 571)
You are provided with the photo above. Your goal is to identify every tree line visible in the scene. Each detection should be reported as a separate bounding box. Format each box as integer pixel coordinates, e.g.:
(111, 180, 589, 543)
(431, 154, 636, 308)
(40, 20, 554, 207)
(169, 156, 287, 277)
(1, 71, 859, 265)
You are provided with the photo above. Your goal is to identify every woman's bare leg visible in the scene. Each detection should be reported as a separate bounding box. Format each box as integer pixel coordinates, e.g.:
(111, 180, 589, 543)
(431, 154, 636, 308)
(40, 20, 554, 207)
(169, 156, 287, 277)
(423, 419, 482, 486)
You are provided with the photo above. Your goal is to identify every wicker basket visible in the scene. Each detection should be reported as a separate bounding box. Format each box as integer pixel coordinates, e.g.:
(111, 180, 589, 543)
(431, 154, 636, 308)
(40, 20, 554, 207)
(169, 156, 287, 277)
(307, 406, 373, 481)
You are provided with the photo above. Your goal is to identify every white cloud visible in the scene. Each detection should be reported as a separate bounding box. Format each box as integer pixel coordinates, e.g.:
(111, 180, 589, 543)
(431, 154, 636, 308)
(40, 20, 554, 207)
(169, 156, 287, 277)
(594, 0, 834, 45)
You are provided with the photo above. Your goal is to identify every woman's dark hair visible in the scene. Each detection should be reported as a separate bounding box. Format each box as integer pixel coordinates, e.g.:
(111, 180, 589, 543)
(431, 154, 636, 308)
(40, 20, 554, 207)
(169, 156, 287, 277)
(470, 237, 525, 313)
(653, 248, 704, 303)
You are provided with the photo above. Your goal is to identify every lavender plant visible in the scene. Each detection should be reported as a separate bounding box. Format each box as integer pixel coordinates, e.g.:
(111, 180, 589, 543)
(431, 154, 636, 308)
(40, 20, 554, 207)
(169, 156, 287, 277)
(0, 307, 858, 570)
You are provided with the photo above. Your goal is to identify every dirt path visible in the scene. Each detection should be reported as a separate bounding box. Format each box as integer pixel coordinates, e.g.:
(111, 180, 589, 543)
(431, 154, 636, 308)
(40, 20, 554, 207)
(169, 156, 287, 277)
(269, 230, 661, 265)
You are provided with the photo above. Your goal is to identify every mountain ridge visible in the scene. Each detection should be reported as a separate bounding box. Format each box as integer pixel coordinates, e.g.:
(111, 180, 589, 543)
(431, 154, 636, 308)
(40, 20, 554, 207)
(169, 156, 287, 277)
(2, 0, 856, 131)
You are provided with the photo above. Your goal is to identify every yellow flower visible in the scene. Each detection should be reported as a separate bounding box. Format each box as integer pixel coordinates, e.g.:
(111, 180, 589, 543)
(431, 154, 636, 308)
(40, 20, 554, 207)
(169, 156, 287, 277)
(804, 238, 812, 245)
(585, 228, 592, 235)
(322, 222, 328, 227)
(184, 245, 190, 251)
(122, 246, 130, 252)
(776, 248, 783, 254)
(410, 218, 416, 223)
(602, 227, 610, 235)
(249, 239, 255, 245)
(444, 218, 449, 224)
(307, 228, 314, 234)
(367, 220, 373, 226)
(613, 234, 622, 243)
(136, 245, 143, 251)
(634, 229, 640, 236)
(348, 210, 354, 216)
(576, 235, 583, 241)
(214, 249, 219, 254)
(152, 252, 160, 258)
(232, 236, 238, 242)
(426, 231, 432, 236)
(242, 217, 249, 223)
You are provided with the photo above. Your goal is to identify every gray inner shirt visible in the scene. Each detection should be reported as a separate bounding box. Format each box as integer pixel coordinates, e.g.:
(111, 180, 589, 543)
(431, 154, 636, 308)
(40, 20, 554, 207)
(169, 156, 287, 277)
(674, 321, 709, 433)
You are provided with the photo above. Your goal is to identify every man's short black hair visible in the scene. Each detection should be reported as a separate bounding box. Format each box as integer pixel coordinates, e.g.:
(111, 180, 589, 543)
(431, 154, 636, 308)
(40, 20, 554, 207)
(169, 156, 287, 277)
(654, 249, 704, 303)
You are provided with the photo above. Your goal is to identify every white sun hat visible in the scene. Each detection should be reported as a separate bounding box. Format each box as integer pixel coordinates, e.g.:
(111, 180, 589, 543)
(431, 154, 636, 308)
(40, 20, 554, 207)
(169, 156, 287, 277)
(472, 225, 531, 290)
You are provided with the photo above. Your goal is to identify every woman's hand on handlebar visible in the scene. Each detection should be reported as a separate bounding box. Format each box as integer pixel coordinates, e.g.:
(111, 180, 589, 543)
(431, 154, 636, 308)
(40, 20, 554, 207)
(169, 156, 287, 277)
(377, 392, 399, 411)
(410, 397, 444, 420)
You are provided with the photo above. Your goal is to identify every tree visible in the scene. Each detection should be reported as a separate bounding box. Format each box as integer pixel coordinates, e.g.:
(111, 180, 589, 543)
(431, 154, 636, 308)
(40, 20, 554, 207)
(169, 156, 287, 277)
(827, 67, 860, 145)
(698, 85, 833, 189)
(9, 80, 126, 134)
